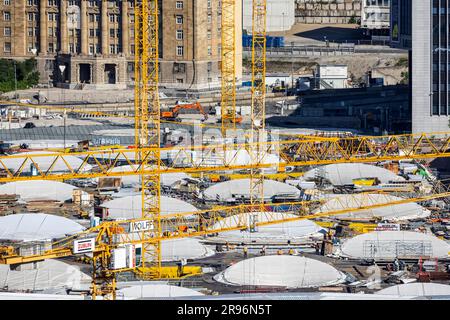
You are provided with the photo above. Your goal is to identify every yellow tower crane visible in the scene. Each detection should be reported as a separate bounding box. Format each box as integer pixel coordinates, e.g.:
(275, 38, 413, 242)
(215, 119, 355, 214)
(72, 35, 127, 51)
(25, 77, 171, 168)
(133, 0, 162, 280)
(221, 0, 238, 134)
(249, 0, 267, 211)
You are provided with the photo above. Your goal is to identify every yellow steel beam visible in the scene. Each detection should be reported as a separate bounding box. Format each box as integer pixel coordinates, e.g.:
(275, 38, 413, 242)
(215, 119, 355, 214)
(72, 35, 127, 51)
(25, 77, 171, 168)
(0, 132, 449, 182)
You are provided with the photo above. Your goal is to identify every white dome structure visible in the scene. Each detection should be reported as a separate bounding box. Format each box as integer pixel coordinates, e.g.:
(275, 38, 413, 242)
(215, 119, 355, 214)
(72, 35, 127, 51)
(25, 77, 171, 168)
(202, 179, 300, 202)
(314, 194, 431, 221)
(0, 259, 91, 292)
(0, 180, 78, 202)
(0, 151, 92, 175)
(214, 256, 346, 288)
(339, 231, 450, 260)
(164, 149, 282, 173)
(303, 163, 404, 186)
(109, 165, 191, 188)
(377, 283, 450, 297)
(160, 238, 215, 261)
(118, 284, 204, 300)
(0, 213, 84, 242)
(101, 195, 199, 219)
(210, 212, 324, 242)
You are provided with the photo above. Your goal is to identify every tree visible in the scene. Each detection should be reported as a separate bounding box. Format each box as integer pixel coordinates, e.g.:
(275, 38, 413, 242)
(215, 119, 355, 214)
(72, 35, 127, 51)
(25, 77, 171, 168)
(0, 58, 40, 93)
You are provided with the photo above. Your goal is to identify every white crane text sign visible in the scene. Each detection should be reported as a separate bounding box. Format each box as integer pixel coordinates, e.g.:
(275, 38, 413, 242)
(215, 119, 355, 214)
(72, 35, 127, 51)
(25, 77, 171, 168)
(129, 220, 153, 233)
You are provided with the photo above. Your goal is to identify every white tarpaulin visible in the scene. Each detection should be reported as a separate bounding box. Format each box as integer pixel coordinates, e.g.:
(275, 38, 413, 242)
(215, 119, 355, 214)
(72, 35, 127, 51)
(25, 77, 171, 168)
(377, 283, 450, 297)
(0, 151, 92, 174)
(339, 231, 450, 260)
(0, 213, 84, 241)
(0, 180, 78, 202)
(0, 260, 91, 292)
(210, 212, 324, 242)
(101, 195, 198, 219)
(214, 255, 346, 288)
(202, 179, 300, 202)
(314, 194, 431, 221)
(303, 163, 404, 186)
(118, 284, 203, 300)
(109, 165, 191, 188)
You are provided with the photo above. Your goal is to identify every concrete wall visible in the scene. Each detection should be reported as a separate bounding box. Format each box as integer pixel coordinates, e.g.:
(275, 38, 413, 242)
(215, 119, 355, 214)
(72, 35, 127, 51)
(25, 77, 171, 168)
(295, 0, 361, 24)
(243, 0, 296, 33)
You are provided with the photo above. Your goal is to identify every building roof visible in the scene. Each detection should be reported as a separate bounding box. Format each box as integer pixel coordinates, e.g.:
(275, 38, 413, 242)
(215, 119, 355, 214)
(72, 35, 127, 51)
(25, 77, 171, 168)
(303, 163, 404, 186)
(339, 231, 450, 260)
(214, 255, 346, 288)
(0, 213, 84, 242)
(0, 180, 78, 202)
(314, 194, 430, 221)
(101, 195, 198, 219)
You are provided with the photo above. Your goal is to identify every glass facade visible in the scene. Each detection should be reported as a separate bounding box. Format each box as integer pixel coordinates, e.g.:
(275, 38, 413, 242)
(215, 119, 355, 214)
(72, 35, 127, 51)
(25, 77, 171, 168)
(432, 0, 450, 116)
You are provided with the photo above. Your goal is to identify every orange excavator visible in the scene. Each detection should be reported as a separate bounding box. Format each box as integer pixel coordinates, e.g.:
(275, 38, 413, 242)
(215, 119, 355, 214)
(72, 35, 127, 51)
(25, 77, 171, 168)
(160, 102, 208, 122)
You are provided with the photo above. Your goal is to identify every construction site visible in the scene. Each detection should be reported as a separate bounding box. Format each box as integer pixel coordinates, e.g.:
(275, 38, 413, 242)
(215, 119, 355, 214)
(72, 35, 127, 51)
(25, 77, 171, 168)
(0, 0, 449, 301)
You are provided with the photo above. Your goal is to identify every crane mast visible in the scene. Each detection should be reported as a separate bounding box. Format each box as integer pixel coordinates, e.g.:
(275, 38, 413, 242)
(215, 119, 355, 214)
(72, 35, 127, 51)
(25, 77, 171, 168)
(221, 0, 237, 134)
(134, 0, 162, 278)
(250, 0, 267, 210)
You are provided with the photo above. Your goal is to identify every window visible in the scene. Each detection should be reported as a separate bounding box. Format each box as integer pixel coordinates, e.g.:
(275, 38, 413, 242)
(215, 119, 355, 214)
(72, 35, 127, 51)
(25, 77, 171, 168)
(27, 27, 33, 36)
(174, 63, 186, 73)
(4, 42, 11, 53)
(207, 46, 212, 56)
(4, 27, 11, 36)
(176, 29, 183, 40)
(3, 0, 11, 5)
(28, 12, 34, 21)
(48, 43, 54, 52)
(207, 31, 211, 40)
(89, 28, 95, 37)
(176, 1, 183, 9)
(48, 0, 57, 6)
(110, 28, 115, 38)
(89, 44, 94, 55)
(176, 15, 183, 24)
(176, 45, 184, 56)
(3, 12, 11, 21)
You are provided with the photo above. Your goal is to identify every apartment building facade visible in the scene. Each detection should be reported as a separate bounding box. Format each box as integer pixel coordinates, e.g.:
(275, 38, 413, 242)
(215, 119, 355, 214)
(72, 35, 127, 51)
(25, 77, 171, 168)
(0, 0, 242, 91)
(391, 0, 450, 133)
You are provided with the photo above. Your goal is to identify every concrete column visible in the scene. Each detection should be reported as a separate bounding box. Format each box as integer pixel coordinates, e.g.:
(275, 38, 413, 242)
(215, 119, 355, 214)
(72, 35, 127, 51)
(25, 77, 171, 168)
(13, 0, 26, 56)
(60, 0, 68, 53)
(121, 0, 129, 56)
(80, 0, 88, 55)
(39, 0, 48, 54)
(101, 0, 109, 55)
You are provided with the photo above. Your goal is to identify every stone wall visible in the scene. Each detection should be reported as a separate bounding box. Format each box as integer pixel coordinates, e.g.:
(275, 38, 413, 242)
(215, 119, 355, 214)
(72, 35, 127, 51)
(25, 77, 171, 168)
(295, 0, 361, 24)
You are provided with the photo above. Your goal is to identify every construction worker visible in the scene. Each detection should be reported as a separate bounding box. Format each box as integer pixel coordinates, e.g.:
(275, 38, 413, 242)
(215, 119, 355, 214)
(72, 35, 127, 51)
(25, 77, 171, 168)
(260, 245, 267, 256)
(288, 248, 295, 255)
(277, 249, 284, 255)
(243, 245, 248, 259)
